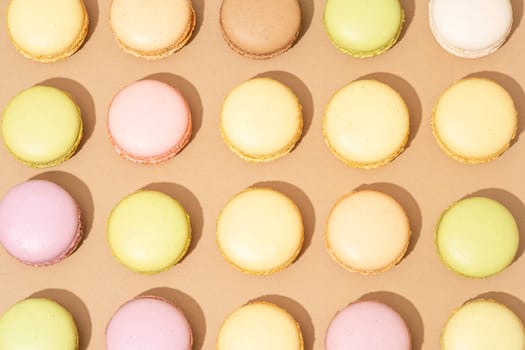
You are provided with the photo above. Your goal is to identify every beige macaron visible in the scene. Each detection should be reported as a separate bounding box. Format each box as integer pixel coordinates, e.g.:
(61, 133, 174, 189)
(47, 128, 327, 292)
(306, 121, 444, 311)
(110, 0, 195, 60)
(7, 0, 89, 62)
(432, 77, 517, 163)
(325, 190, 411, 274)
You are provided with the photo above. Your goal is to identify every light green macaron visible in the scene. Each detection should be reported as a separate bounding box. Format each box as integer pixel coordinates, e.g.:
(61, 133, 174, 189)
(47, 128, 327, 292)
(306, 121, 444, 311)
(324, 0, 404, 58)
(0, 298, 79, 350)
(107, 190, 192, 274)
(1, 85, 83, 168)
(436, 196, 519, 278)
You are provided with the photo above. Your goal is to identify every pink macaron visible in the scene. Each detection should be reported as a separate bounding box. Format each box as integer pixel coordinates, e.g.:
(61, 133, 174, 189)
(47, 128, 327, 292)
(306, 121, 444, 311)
(326, 300, 411, 350)
(0, 180, 83, 266)
(107, 80, 192, 164)
(106, 296, 192, 350)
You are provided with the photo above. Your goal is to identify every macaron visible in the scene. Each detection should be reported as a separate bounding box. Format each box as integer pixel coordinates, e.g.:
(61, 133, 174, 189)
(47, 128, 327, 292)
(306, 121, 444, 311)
(7, 0, 88, 62)
(220, 77, 303, 162)
(220, 0, 302, 59)
(442, 299, 525, 350)
(216, 188, 304, 275)
(110, 0, 195, 60)
(0, 180, 83, 266)
(326, 190, 411, 274)
(106, 296, 192, 350)
(432, 78, 517, 163)
(217, 301, 304, 350)
(429, 0, 513, 58)
(108, 80, 192, 164)
(0, 298, 79, 350)
(107, 190, 191, 274)
(324, 0, 404, 57)
(326, 300, 411, 350)
(323, 80, 410, 168)
(436, 196, 519, 278)
(2, 85, 83, 168)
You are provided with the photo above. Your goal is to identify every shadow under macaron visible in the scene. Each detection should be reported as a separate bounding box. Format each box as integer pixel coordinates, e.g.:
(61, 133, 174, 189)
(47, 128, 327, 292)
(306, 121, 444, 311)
(475, 292, 525, 323)
(30, 289, 92, 350)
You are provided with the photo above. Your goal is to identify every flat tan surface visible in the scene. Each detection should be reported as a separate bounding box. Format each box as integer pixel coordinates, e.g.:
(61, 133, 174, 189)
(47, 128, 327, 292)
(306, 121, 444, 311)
(1, 0, 525, 349)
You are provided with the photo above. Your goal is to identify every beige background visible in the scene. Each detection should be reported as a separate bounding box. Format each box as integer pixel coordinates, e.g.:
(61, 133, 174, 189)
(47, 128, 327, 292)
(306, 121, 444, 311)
(1, 0, 525, 349)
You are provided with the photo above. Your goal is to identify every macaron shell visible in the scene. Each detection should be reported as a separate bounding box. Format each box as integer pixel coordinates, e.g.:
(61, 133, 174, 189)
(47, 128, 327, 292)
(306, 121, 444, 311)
(323, 80, 410, 168)
(108, 80, 192, 164)
(324, 0, 404, 57)
(107, 190, 191, 274)
(326, 190, 411, 274)
(216, 188, 304, 274)
(110, 0, 195, 59)
(106, 296, 192, 350)
(0, 298, 78, 350)
(220, 0, 301, 59)
(442, 299, 525, 350)
(0, 180, 82, 266)
(2, 86, 83, 168)
(217, 302, 304, 350)
(220, 78, 303, 162)
(432, 78, 517, 163)
(326, 301, 410, 350)
(429, 0, 513, 58)
(7, 0, 88, 62)
(436, 197, 519, 278)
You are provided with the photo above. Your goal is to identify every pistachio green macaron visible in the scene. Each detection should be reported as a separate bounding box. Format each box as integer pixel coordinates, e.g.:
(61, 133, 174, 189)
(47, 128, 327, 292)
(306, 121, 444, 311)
(1, 86, 83, 168)
(0, 298, 79, 350)
(436, 196, 519, 278)
(324, 0, 404, 57)
(107, 190, 191, 274)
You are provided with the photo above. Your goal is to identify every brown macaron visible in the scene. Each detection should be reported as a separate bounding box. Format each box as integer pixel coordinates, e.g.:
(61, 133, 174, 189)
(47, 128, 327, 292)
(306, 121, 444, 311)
(220, 0, 302, 59)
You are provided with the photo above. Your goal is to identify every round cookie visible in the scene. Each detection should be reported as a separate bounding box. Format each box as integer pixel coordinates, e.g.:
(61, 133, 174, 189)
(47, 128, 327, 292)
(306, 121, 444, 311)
(106, 296, 192, 350)
(7, 0, 89, 62)
(217, 302, 304, 350)
(324, 0, 404, 57)
(0, 298, 79, 350)
(110, 0, 195, 60)
(0, 180, 83, 266)
(107, 190, 191, 274)
(216, 188, 304, 275)
(429, 0, 513, 58)
(432, 78, 517, 163)
(326, 300, 411, 350)
(2, 86, 83, 168)
(442, 299, 525, 350)
(436, 196, 519, 278)
(220, 0, 302, 59)
(220, 78, 303, 162)
(323, 80, 410, 168)
(326, 190, 411, 274)
(108, 80, 192, 164)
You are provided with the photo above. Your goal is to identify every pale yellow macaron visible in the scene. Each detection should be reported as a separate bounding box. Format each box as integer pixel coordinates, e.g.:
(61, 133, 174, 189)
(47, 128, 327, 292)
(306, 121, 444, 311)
(216, 188, 304, 275)
(217, 301, 304, 350)
(110, 0, 195, 59)
(220, 78, 303, 162)
(441, 299, 525, 350)
(326, 190, 411, 274)
(7, 0, 89, 62)
(432, 77, 517, 163)
(323, 80, 410, 169)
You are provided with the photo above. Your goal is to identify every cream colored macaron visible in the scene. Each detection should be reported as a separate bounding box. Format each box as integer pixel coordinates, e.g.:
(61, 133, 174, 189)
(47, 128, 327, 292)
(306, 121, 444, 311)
(326, 190, 411, 274)
(220, 78, 303, 162)
(441, 299, 525, 350)
(217, 302, 304, 350)
(432, 77, 517, 163)
(216, 188, 304, 275)
(7, 0, 89, 62)
(323, 80, 410, 169)
(110, 0, 195, 59)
